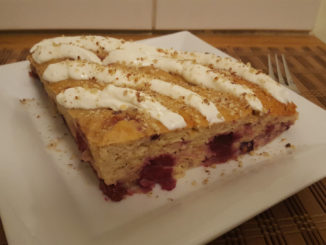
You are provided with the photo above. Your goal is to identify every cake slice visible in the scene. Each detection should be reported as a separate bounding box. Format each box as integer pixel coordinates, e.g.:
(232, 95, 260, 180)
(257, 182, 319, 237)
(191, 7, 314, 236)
(28, 35, 297, 201)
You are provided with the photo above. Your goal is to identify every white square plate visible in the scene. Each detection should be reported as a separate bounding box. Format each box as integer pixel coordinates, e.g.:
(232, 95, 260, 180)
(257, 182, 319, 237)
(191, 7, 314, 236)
(1, 31, 326, 245)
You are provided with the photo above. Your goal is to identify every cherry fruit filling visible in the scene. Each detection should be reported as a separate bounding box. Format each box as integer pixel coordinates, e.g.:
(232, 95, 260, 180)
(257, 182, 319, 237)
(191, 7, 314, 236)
(99, 180, 127, 202)
(207, 132, 240, 164)
(138, 154, 176, 192)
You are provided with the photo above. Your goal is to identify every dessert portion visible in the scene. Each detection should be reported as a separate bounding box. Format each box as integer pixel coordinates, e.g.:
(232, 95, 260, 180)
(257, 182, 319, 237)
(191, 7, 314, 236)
(28, 35, 297, 201)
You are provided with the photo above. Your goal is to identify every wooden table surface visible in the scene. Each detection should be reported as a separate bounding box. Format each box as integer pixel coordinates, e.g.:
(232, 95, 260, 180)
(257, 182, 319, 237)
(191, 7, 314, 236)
(1, 31, 326, 245)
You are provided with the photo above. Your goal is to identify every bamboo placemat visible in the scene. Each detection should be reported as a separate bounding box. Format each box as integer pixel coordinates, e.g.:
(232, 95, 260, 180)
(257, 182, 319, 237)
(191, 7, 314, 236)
(0, 32, 326, 245)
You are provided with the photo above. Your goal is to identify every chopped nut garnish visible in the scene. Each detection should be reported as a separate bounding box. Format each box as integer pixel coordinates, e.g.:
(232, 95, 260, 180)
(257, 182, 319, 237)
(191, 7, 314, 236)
(136, 91, 144, 102)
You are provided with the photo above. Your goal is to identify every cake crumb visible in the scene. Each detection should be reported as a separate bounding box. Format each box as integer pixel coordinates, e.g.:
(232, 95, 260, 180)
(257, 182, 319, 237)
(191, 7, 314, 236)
(36, 114, 40, 119)
(281, 138, 286, 142)
(202, 178, 209, 185)
(47, 140, 58, 149)
(47, 138, 63, 152)
(19, 98, 35, 105)
(249, 151, 255, 156)
(220, 172, 225, 176)
(19, 98, 27, 104)
(238, 160, 243, 168)
(205, 169, 211, 174)
(167, 198, 174, 202)
(259, 151, 270, 157)
(191, 180, 197, 186)
(67, 163, 75, 169)
(285, 143, 295, 150)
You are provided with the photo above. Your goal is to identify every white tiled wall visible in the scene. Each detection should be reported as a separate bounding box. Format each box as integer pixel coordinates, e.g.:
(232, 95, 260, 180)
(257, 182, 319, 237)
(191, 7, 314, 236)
(0, 0, 321, 30)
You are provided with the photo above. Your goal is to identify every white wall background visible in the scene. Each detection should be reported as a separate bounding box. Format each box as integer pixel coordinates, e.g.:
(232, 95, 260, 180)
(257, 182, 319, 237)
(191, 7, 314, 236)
(0, 0, 322, 31)
(155, 0, 320, 30)
(0, 0, 153, 30)
(313, 0, 326, 42)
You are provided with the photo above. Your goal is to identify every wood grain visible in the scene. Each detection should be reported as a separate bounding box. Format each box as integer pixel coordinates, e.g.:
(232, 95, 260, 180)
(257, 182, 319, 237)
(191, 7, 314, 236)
(0, 31, 325, 245)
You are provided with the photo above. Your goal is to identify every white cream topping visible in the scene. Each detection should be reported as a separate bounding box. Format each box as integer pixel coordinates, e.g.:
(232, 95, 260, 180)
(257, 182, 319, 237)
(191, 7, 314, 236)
(30, 35, 125, 53)
(56, 85, 186, 130)
(31, 35, 287, 104)
(43, 61, 106, 82)
(104, 51, 264, 112)
(32, 44, 102, 64)
(176, 52, 289, 103)
(149, 79, 223, 123)
(43, 61, 223, 124)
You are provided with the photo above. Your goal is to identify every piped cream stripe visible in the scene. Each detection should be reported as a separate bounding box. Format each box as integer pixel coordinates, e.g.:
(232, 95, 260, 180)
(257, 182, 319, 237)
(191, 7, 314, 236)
(174, 51, 289, 103)
(43, 61, 223, 124)
(149, 79, 223, 123)
(32, 44, 102, 64)
(31, 35, 125, 53)
(104, 51, 264, 112)
(56, 85, 187, 130)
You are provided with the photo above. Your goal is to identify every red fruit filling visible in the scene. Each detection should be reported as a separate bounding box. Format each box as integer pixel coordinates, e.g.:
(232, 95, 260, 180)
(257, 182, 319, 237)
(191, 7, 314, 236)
(255, 121, 292, 146)
(99, 180, 127, 202)
(206, 132, 240, 164)
(138, 154, 176, 192)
